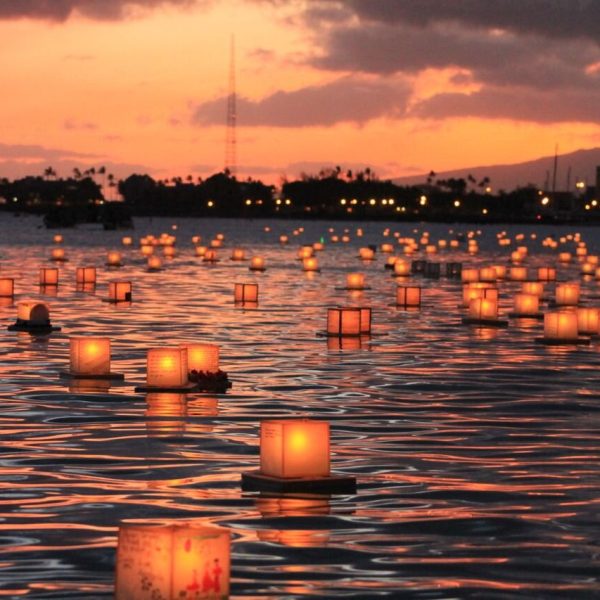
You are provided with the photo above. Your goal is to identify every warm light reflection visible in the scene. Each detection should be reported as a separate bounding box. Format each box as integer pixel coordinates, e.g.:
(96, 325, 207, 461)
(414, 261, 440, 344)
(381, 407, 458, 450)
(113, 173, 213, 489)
(181, 343, 219, 374)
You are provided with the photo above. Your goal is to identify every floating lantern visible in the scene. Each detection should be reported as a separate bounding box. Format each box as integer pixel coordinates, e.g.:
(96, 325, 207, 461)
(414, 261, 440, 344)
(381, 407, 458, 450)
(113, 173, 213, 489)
(537, 267, 556, 281)
(461, 268, 479, 283)
(493, 265, 506, 279)
(313, 242, 324, 251)
(63, 336, 123, 381)
(385, 256, 398, 269)
(539, 311, 582, 344)
(381, 243, 394, 253)
(576, 307, 599, 335)
(231, 248, 246, 261)
(122, 236, 133, 246)
(140, 244, 154, 256)
(195, 245, 207, 257)
(576, 246, 587, 259)
(509, 267, 528, 281)
(450, 239, 460, 249)
(249, 256, 266, 271)
(358, 247, 375, 260)
(76, 267, 96, 284)
(425, 244, 437, 254)
(39, 267, 59, 286)
(181, 343, 230, 391)
(50, 247, 67, 262)
(346, 273, 365, 290)
(53, 234, 63, 244)
(396, 285, 421, 308)
(279, 235, 289, 244)
(462, 283, 497, 307)
(0, 278, 14, 297)
(509, 293, 541, 318)
(8, 300, 60, 332)
(479, 267, 497, 282)
(469, 298, 498, 320)
(302, 257, 319, 272)
(142, 347, 189, 390)
(147, 256, 162, 271)
(115, 523, 230, 600)
(581, 262, 595, 276)
(297, 246, 313, 260)
(555, 283, 580, 306)
(234, 282, 258, 303)
(163, 246, 176, 258)
(510, 250, 524, 264)
(108, 281, 132, 303)
(326, 307, 362, 337)
(393, 260, 411, 277)
(203, 249, 218, 262)
(106, 251, 122, 267)
(210, 239, 222, 248)
(522, 281, 544, 296)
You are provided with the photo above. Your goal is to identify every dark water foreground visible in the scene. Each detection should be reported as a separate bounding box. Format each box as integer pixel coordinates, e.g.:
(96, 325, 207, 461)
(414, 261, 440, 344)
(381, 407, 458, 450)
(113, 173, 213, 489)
(0, 216, 598, 599)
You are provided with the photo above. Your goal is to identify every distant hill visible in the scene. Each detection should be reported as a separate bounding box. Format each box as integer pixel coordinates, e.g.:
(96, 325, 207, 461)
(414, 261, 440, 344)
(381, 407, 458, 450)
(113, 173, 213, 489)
(394, 147, 600, 193)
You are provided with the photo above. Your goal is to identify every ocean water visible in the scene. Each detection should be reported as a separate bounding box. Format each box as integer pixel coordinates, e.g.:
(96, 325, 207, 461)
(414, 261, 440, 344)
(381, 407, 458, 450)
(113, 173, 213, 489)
(0, 214, 598, 599)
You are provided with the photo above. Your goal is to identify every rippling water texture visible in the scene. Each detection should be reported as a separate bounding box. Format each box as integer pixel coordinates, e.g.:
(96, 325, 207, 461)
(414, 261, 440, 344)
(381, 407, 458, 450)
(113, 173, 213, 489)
(0, 215, 599, 599)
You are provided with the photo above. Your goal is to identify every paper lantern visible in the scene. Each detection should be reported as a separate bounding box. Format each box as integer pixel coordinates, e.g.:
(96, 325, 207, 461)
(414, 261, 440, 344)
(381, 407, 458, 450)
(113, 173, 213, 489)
(537, 267, 556, 281)
(76, 267, 97, 284)
(479, 267, 497, 282)
(53, 234, 63, 244)
(147, 256, 162, 271)
(141, 244, 154, 256)
(581, 262, 595, 275)
(122, 236, 133, 246)
(279, 235, 289, 244)
(0, 278, 14, 297)
(544, 311, 578, 341)
(302, 257, 319, 272)
(380, 243, 394, 253)
(115, 524, 230, 600)
(146, 347, 188, 388)
(210, 239, 222, 248)
(109, 281, 132, 302)
(576, 307, 599, 335)
(461, 268, 479, 283)
(40, 267, 59, 286)
(51, 247, 66, 261)
(260, 419, 329, 478)
(555, 283, 580, 306)
(462, 283, 497, 307)
(468, 298, 498, 320)
(359, 247, 375, 260)
(346, 273, 365, 290)
(234, 283, 258, 303)
(181, 343, 219, 374)
(576, 246, 587, 258)
(558, 252, 571, 263)
(425, 244, 437, 254)
(69, 337, 111, 376)
(107, 251, 122, 266)
(509, 267, 528, 281)
(396, 285, 421, 307)
(510, 250, 524, 264)
(313, 242, 324, 251)
(513, 293, 539, 316)
(195, 246, 207, 257)
(191, 235, 201, 244)
(163, 246, 176, 258)
(326, 307, 361, 336)
(17, 301, 49, 325)
(203, 249, 218, 262)
(493, 265, 506, 279)
(393, 260, 410, 277)
(249, 256, 266, 271)
(297, 246, 313, 259)
(231, 248, 246, 260)
(522, 281, 544, 296)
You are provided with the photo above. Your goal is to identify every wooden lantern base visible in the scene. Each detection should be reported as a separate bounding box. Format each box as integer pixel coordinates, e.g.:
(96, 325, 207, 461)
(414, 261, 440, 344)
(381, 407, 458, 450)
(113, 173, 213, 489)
(7, 321, 61, 333)
(59, 371, 125, 381)
(249, 267, 266, 272)
(507, 312, 544, 320)
(316, 331, 362, 338)
(134, 382, 199, 393)
(534, 337, 591, 346)
(461, 317, 509, 327)
(49, 258, 69, 262)
(102, 298, 132, 304)
(334, 286, 371, 291)
(241, 470, 357, 494)
(303, 269, 321, 273)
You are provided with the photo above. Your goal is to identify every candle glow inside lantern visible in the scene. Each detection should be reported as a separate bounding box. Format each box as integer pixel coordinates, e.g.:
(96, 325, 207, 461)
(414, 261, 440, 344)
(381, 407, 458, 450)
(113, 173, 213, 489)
(479, 267, 497, 282)
(462, 283, 497, 307)
(181, 343, 219, 374)
(393, 260, 410, 277)
(141, 244, 154, 256)
(543, 311, 579, 341)
(559, 252, 572, 263)
(555, 283, 580, 306)
(512, 293, 540, 316)
(346, 272, 365, 290)
(109, 281, 132, 302)
(461, 268, 479, 283)
(509, 266, 528, 281)
(53, 234, 63, 244)
(203, 249, 218, 262)
(115, 523, 230, 600)
(69, 337, 111, 376)
(51, 247, 67, 261)
(147, 256, 162, 271)
(249, 256, 266, 271)
(359, 247, 375, 260)
(231, 248, 246, 261)
(0, 278, 14, 297)
(234, 283, 258, 303)
(146, 347, 188, 389)
(576, 307, 599, 335)
(40, 267, 59, 286)
(326, 307, 361, 337)
(537, 267, 556, 281)
(396, 285, 421, 307)
(76, 267, 97, 284)
(107, 251, 122, 266)
(122, 236, 133, 246)
(195, 245, 207, 257)
(468, 298, 499, 321)
(302, 257, 319, 272)
(163, 246, 176, 258)
(381, 243, 394, 253)
(522, 281, 544, 296)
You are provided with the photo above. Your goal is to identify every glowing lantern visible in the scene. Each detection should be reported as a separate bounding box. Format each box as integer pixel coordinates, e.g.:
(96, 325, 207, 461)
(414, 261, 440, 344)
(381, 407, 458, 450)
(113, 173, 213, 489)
(69, 337, 111, 376)
(181, 343, 219, 374)
(234, 283, 258, 303)
(76, 267, 96, 284)
(140, 244, 154, 256)
(522, 281, 544, 296)
(279, 235, 289, 244)
(381, 243, 394, 253)
(147, 256, 162, 271)
(385, 256, 398, 269)
(313, 242, 324, 251)
(122, 236, 133, 246)
(326, 307, 361, 337)
(468, 298, 499, 321)
(512, 293, 540, 316)
(259, 419, 329, 478)
(555, 283, 580, 306)
(537, 267, 556, 281)
(51, 247, 67, 261)
(107, 251, 122, 266)
(302, 257, 319, 272)
(425, 244, 437, 254)
(231, 248, 246, 261)
(393, 260, 410, 277)
(203, 249, 218, 262)
(163, 246, 176, 258)
(109, 281, 132, 302)
(510, 250, 524, 264)
(53, 234, 63, 244)
(297, 246, 313, 259)
(559, 252, 572, 263)
(576, 307, 599, 335)
(576, 246, 587, 259)
(478, 267, 496, 282)
(210, 239, 222, 248)
(462, 283, 497, 307)
(359, 247, 375, 260)
(543, 312, 578, 341)
(195, 246, 207, 257)
(146, 347, 188, 388)
(450, 239, 460, 248)
(461, 268, 479, 283)
(581, 262, 595, 275)
(396, 286, 421, 307)
(346, 273, 365, 290)
(115, 524, 230, 600)
(40, 267, 59, 286)
(509, 267, 528, 281)
(0, 278, 14, 297)
(493, 265, 506, 279)
(249, 256, 266, 271)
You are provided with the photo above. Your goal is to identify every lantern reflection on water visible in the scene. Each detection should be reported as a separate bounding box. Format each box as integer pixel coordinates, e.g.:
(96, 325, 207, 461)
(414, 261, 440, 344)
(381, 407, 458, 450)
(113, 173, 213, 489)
(115, 524, 230, 600)
(145, 393, 187, 438)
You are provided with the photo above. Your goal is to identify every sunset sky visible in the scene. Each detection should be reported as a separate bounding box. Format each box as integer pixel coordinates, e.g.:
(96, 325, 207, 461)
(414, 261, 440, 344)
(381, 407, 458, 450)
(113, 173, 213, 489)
(1, 0, 599, 186)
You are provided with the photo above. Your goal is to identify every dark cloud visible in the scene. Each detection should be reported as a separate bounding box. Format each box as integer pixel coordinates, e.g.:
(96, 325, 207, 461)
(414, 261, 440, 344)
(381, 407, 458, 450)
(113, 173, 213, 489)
(193, 76, 411, 127)
(0, 0, 199, 21)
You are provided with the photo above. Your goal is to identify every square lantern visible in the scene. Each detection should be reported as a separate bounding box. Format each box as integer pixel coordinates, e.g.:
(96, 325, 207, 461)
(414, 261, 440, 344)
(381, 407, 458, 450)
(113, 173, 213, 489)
(478, 267, 497, 282)
(234, 283, 258, 303)
(326, 307, 361, 337)
(469, 298, 498, 320)
(122, 236, 133, 246)
(396, 286, 421, 307)
(76, 267, 97, 284)
(107, 251, 122, 266)
(231, 248, 246, 261)
(115, 523, 230, 600)
(559, 252, 571, 263)
(141, 244, 154, 256)
(461, 268, 479, 283)
(509, 267, 528, 281)
(576, 307, 599, 335)
(541, 311, 581, 343)
(346, 273, 365, 290)
(50, 247, 67, 261)
(393, 260, 410, 277)
(195, 245, 207, 257)
(40, 267, 59, 286)
(163, 246, 176, 258)
(302, 257, 319, 272)
(65, 337, 122, 381)
(147, 256, 162, 271)
(144, 347, 189, 389)
(203, 249, 218, 262)
(181, 343, 220, 374)
(260, 419, 330, 478)
(510, 293, 541, 318)
(522, 281, 544, 297)
(537, 267, 556, 282)
(249, 256, 266, 271)
(462, 283, 497, 307)
(555, 283, 580, 307)
(109, 281, 132, 302)
(358, 247, 375, 260)
(0, 278, 14, 297)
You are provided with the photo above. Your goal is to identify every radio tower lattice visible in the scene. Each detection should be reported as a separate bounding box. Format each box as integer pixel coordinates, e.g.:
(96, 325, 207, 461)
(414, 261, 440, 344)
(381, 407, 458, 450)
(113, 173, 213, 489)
(225, 35, 236, 176)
